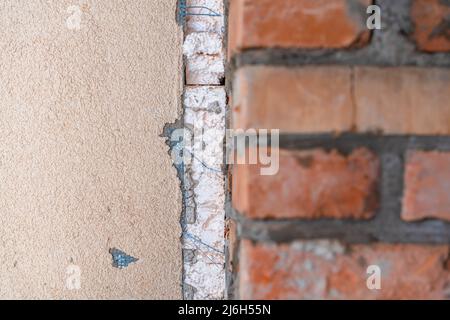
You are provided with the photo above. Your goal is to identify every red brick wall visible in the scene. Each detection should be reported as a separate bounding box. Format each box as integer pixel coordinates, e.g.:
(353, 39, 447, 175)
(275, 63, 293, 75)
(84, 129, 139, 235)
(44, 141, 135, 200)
(227, 0, 450, 299)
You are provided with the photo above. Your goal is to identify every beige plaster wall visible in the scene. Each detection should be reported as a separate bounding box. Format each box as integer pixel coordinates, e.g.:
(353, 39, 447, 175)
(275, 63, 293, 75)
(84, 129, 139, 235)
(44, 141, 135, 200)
(0, 0, 183, 299)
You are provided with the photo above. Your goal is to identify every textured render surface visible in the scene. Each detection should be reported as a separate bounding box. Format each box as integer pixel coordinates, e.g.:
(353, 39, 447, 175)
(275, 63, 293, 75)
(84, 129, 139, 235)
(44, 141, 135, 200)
(0, 0, 182, 298)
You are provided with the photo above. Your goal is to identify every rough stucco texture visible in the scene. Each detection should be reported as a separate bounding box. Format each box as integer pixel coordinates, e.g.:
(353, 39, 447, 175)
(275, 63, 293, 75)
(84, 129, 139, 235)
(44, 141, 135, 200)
(0, 0, 183, 299)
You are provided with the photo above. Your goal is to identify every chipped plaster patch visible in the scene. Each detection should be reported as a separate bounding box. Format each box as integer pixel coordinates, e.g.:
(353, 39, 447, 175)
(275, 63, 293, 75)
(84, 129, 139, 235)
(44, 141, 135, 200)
(109, 248, 139, 269)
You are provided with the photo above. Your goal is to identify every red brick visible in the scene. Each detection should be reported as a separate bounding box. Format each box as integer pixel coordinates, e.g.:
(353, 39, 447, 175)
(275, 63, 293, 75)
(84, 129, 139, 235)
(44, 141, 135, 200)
(233, 66, 450, 135)
(411, 0, 450, 52)
(402, 151, 450, 222)
(232, 148, 379, 219)
(228, 0, 371, 56)
(355, 67, 450, 135)
(239, 240, 450, 299)
(232, 66, 354, 133)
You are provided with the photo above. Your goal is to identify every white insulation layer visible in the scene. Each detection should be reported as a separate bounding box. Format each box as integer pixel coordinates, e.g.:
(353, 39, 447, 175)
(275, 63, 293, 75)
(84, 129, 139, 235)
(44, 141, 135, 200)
(182, 0, 226, 300)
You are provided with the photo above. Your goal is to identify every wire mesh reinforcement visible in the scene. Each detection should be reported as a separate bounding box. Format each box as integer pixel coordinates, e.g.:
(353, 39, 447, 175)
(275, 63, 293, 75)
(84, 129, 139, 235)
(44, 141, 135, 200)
(178, 0, 221, 25)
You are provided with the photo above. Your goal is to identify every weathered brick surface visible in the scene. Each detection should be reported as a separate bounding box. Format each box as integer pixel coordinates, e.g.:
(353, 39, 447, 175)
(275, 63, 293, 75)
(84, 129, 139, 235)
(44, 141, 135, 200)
(229, 0, 450, 301)
(411, 0, 450, 52)
(232, 148, 379, 219)
(233, 66, 450, 135)
(402, 151, 450, 222)
(355, 67, 450, 135)
(229, 0, 371, 56)
(239, 240, 450, 300)
(232, 66, 354, 133)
